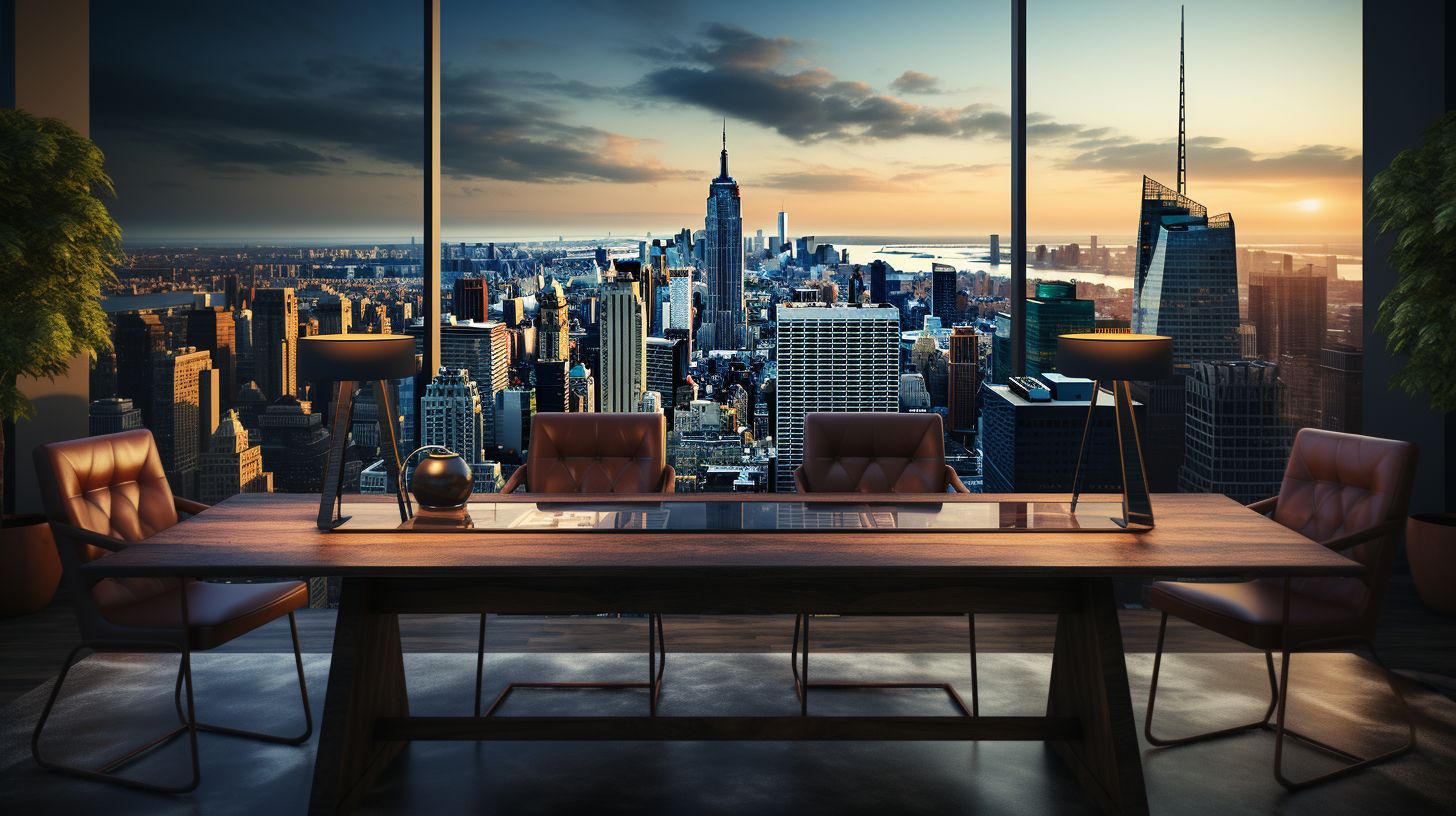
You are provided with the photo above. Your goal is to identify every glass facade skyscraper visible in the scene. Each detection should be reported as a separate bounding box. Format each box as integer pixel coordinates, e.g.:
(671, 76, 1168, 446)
(1025, 282, 1093, 378)
(704, 131, 745, 350)
(1132, 177, 1239, 366)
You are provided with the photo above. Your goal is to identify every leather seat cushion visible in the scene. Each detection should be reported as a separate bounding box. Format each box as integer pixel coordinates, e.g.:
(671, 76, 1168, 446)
(800, 413, 948, 493)
(104, 580, 308, 651)
(1151, 579, 1362, 652)
(526, 413, 667, 493)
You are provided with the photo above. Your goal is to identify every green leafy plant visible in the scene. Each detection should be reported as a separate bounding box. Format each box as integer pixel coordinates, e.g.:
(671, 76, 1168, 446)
(1368, 110, 1456, 412)
(0, 109, 124, 515)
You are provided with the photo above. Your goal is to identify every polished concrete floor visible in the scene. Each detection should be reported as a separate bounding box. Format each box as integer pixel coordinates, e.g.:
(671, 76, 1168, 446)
(1, 650, 1452, 816)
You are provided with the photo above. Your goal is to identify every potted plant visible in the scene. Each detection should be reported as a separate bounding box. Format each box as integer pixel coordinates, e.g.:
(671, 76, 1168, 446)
(1367, 110, 1456, 616)
(0, 108, 124, 616)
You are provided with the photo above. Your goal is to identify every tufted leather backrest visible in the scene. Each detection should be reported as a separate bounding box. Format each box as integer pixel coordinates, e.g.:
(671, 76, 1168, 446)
(1267, 428, 1417, 625)
(797, 413, 951, 493)
(524, 413, 669, 493)
(33, 429, 183, 619)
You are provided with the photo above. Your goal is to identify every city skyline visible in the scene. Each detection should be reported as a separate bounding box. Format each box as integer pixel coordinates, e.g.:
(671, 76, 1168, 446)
(89, 0, 1362, 243)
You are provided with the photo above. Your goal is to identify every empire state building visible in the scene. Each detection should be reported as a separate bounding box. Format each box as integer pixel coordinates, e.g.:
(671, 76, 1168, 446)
(704, 127, 745, 350)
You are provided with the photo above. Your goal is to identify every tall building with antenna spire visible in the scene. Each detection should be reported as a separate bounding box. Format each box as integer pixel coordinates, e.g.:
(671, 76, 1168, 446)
(704, 121, 746, 350)
(1130, 6, 1240, 490)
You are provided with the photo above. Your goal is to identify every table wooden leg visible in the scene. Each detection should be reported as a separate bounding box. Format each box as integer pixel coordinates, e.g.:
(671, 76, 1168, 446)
(308, 577, 410, 816)
(1046, 578, 1149, 816)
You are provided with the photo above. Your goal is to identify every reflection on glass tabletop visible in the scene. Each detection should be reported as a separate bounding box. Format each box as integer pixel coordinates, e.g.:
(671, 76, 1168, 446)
(330, 499, 1133, 534)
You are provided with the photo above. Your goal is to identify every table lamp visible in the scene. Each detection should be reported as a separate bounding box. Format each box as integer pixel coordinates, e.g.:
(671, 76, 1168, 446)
(297, 334, 417, 530)
(1056, 333, 1174, 530)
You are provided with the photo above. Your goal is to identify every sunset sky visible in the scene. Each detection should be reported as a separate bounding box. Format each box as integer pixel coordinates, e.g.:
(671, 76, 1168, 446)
(91, 0, 1362, 244)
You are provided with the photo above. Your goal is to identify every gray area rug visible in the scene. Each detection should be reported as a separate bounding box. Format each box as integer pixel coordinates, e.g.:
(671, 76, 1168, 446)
(1, 652, 1453, 816)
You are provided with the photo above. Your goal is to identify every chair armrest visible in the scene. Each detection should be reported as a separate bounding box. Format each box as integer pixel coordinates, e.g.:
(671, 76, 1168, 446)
(944, 466, 970, 494)
(1246, 496, 1278, 515)
(793, 466, 809, 494)
(500, 465, 528, 494)
(1317, 518, 1405, 554)
(49, 521, 130, 553)
(658, 464, 677, 493)
(174, 497, 210, 516)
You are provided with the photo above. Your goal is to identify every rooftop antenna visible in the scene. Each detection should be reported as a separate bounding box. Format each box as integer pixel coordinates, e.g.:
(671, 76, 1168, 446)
(1178, 5, 1186, 195)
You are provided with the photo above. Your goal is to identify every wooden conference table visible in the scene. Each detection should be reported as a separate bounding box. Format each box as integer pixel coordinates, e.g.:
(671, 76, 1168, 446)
(82, 492, 1362, 816)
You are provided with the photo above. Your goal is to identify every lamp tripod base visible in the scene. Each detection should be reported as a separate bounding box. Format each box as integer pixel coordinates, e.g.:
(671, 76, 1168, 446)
(1069, 379, 1155, 531)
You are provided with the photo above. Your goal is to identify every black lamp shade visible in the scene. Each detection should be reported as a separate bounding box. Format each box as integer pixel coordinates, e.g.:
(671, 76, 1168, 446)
(1056, 333, 1174, 381)
(297, 334, 416, 381)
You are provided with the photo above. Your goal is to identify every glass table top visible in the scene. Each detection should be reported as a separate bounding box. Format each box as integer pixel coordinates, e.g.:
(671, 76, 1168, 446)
(330, 499, 1133, 534)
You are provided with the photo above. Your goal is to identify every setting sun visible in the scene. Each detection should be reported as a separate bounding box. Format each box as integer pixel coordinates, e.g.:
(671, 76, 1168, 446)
(1299, 199, 1323, 212)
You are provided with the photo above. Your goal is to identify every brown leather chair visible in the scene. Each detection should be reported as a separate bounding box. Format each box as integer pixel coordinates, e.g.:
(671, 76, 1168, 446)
(480, 413, 674, 716)
(31, 429, 311, 793)
(1145, 428, 1418, 790)
(790, 412, 976, 715)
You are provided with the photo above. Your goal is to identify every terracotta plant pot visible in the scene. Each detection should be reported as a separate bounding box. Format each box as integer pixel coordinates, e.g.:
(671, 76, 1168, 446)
(1407, 513, 1456, 617)
(0, 514, 62, 618)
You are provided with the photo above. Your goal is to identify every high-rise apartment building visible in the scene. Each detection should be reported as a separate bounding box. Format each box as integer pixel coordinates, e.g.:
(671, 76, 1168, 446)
(1177, 361, 1289, 504)
(948, 326, 979, 437)
(775, 304, 898, 492)
(600, 277, 647, 412)
(152, 347, 213, 499)
(537, 281, 569, 363)
(251, 288, 298, 401)
(186, 306, 236, 409)
(406, 318, 509, 448)
(453, 276, 488, 323)
(89, 397, 143, 436)
(932, 263, 957, 327)
(199, 409, 270, 505)
(421, 368, 485, 462)
(113, 312, 168, 428)
(1025, 282, 1095, 378)
(704, 129, 745, 350)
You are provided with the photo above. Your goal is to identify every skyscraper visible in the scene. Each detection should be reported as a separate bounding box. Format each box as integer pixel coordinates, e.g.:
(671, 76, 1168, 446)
(932, 263, 957, 327)
(494, 388, 535, 456)
(257, 396, 332, 493)
(152, 347, 213, 499)
(421, 368, 485, 462)
(252, 288, 299, 401)
(113, 312, 168, 428)
(1025, 282, 1094, 377)
(775, 304, 899, 492)
(186, 306, 236, 409)
(989, 234, 1000, 265)
(646, 335, 688, 428)
(1249, 275, 1327, 429)
(948, 325, 979, 438)
(600, 277, 647, 412)
(453, 276, 488, 323)
(1319, 345, 1363, 434)
(568, 364, 595, 413)
(537, 281, 569, 363)
(668, 268, 692, 330)
(199, 409, 270, 506)
(406, 318, 509, 448)
(89, 397, 144, 436)
(777, 210, 787, 255)
(869, 260, 888, 304)
(704, 126, 745, 350)
(1178, 361, 1288, 504)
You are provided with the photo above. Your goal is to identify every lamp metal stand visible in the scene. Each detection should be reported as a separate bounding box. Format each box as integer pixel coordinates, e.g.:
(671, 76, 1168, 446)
(1069, 380, 1155, 530)
(317, 380, 411, 531)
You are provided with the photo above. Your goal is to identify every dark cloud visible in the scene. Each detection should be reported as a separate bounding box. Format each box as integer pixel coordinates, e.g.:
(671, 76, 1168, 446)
(638, 24, 1011, 144)
(890, 71, 943, 95)
(570, 0, 690, 19)
(1059, 137, 1361, 181)
(93, 58, 686, 186)
(175, 135, 341, 174)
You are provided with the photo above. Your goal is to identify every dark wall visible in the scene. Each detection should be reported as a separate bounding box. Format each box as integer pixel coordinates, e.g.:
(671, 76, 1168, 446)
(1364, 0, 1447, 514)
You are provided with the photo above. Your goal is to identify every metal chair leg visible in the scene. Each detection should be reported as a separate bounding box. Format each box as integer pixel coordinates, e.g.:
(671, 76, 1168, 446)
(33, 619, 202, 792)
(170, 611, 313, 745)
(1272, 638, 1418, 791)
(479, 613, 667, 718)
(791, 613, 979, 717)
(1145, 611, 1278, 746)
